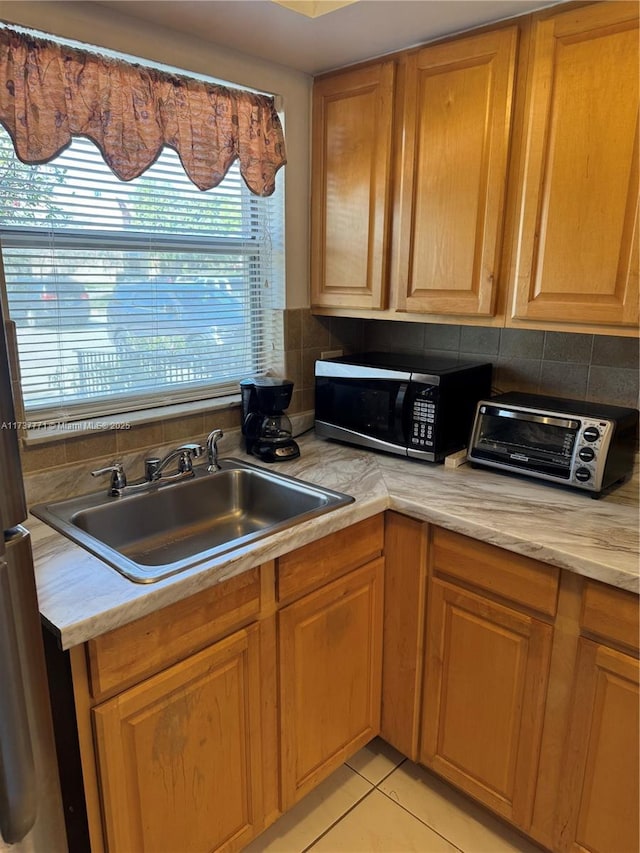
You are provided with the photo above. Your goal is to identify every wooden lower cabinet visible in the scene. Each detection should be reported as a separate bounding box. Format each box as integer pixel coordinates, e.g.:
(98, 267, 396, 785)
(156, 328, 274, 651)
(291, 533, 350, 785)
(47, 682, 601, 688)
(380, 512, 428, 760)
(61, 520, 385, 852)
(92, 624, 264, 853)
(410, 528, 639, 853)
(558, 639, 639, 853)
(420, 578, 553, 829)
(554, 579, 640, 853)
(418, 526, 557, 831)
(55, 514, 637, 853)
(279, 558, 384, 808)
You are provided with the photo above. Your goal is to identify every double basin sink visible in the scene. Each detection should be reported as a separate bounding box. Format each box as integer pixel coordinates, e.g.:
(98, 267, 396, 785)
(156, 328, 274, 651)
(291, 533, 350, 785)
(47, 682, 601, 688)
(31, 458, 354, 583)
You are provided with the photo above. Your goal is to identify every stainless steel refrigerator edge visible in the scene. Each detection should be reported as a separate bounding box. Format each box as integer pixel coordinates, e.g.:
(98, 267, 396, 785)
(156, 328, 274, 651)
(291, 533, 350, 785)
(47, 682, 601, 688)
(0, 292, 67, 849)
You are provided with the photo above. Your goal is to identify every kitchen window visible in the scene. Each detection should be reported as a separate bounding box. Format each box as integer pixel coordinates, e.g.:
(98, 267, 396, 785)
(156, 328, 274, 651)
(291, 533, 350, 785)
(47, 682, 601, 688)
(0, 113, 284, 423)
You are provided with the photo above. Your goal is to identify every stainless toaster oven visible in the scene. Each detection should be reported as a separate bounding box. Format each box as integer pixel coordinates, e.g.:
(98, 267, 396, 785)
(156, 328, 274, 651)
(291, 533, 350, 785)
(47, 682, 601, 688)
(467, 392, 638, 495)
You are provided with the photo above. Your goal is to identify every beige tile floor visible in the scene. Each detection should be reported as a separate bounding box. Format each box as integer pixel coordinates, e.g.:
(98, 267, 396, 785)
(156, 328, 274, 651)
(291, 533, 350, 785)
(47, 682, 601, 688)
(245, 738, 544, 853)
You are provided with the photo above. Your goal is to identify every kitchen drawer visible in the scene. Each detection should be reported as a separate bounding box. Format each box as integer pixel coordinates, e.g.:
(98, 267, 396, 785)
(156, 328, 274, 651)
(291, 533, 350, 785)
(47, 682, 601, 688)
(277, 514, 384, 604)
(431, 527, 559, 617)
(581, 580, 640, 652)
(87, 567, 261, 700)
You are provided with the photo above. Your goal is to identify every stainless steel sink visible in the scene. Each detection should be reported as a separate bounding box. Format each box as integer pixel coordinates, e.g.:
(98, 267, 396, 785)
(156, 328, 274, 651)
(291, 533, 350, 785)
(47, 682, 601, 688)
(31, 458, 354, 583)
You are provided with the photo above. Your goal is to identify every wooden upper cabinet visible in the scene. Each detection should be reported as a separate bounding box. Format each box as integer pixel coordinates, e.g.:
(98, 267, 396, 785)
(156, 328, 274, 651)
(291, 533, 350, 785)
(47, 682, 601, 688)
(311, 62, 395, 310)
(394, 27, 518, 317)
(507, 2, 639, 330)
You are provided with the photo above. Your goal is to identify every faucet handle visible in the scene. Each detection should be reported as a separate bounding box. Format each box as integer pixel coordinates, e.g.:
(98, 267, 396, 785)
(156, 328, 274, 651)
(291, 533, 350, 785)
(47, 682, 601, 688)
(176, 443, 204, 474)
(177, 443, 204, 458)
(144, 457, 162, 482)
(91, 462, 127, 495)
(177, 448, 199, 474)
(206, 429, 224, 472)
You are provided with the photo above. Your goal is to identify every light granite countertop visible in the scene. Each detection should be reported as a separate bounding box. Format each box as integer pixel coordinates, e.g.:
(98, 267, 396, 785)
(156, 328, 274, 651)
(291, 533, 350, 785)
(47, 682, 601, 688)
(30, 432, 639, 650)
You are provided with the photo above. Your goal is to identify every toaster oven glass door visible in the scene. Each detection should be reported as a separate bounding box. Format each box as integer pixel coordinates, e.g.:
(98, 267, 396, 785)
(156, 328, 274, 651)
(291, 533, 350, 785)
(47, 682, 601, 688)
(315, 377, 409, 447)
(472, 406, 580, 478)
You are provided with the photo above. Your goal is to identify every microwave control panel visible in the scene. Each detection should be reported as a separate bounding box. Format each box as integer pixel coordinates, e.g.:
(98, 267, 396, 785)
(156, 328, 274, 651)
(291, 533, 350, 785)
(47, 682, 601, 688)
(410, 385, 437, 449)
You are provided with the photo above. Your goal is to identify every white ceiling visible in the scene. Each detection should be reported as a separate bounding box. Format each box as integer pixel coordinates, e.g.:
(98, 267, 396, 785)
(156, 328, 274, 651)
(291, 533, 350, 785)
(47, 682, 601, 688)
(92, 0, 564, 75)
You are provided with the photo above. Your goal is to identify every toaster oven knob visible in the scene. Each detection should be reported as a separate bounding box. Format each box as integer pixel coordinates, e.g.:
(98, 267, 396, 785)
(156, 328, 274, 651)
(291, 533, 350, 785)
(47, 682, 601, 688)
(583, 426, 600, 442)
(578, 446, 596, 462)
(575, 467, 592, 482)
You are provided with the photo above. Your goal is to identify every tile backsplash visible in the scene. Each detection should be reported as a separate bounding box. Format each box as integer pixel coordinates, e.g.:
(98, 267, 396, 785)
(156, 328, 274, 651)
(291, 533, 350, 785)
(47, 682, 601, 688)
(288, 313, 638, 410)
(19, 308, 639, 477)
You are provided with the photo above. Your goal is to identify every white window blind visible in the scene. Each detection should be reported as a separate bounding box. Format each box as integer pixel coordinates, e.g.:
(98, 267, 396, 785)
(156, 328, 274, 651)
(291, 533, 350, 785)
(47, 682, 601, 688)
(0, 126, 284, 421)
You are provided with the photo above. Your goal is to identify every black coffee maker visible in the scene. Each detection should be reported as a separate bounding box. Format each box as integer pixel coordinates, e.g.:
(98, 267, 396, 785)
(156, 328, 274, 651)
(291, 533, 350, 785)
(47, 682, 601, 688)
(240, 377, 300, 462)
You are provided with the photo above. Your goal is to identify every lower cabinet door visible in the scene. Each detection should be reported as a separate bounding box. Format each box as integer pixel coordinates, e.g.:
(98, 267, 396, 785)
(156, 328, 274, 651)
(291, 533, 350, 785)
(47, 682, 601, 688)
(279, 558, 384, 808)
(558, 639, 640, 853)
(92, 624, 264, 853)
(420, 579, 553, 830)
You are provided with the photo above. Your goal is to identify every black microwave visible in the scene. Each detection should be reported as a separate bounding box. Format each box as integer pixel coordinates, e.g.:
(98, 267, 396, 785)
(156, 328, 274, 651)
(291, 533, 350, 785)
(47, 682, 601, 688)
(315, 352, 492, 462)
(467, 392, 639, 494)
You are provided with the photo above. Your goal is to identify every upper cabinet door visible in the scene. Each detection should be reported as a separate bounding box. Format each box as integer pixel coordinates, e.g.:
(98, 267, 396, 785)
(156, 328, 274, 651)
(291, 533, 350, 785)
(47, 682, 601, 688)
(508, 2, 639, 329)
(394, 27, 518, 317)
(311, 62, 395, 310)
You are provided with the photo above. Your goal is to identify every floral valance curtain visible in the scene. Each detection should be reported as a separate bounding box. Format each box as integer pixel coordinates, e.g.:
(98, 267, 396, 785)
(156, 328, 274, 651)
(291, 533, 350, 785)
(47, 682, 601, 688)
(0, 27, 286, 196)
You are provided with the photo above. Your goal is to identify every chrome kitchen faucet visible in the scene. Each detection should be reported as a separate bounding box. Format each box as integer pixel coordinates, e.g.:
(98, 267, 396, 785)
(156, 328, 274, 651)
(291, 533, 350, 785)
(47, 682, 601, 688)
(91, 442, 205, 497)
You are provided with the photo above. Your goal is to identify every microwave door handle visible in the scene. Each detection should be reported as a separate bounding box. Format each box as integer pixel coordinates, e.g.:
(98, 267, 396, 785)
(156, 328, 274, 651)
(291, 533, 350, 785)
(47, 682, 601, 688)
(397, 382, 409, 439)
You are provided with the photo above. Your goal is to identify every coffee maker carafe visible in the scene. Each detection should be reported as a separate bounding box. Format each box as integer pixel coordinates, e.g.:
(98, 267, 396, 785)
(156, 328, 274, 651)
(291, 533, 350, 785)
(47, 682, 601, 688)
(240, 377, 300, 462)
